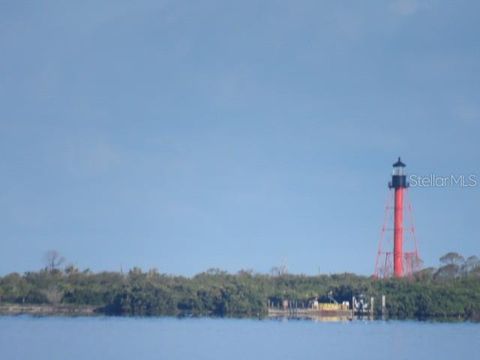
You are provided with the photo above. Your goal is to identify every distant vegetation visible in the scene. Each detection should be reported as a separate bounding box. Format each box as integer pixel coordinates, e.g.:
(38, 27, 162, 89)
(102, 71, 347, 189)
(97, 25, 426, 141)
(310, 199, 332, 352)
(0, 251, 479, 320)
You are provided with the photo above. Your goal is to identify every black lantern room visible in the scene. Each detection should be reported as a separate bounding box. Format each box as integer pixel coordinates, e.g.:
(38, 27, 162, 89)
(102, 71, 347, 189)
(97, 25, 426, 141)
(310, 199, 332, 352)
(389, 157, 409, 189)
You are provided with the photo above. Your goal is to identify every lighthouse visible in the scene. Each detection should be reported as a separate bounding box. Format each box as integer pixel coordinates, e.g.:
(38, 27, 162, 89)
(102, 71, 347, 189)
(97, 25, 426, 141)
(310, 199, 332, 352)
(375, 158, 421, 278)
(389, 158, 408, 277)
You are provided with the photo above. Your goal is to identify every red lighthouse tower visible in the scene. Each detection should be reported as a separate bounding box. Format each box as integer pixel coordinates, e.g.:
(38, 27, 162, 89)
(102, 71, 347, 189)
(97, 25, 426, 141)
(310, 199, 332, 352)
(375, 158, 421, 278)
(390, 157, 407, 277)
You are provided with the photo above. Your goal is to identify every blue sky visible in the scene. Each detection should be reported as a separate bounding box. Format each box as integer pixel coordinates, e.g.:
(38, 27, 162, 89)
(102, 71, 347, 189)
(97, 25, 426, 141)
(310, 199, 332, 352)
(1, 0, 479, 275)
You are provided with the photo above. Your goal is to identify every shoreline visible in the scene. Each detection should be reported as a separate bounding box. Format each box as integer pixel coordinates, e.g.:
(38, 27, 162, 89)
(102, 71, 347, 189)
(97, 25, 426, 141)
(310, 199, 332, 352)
(0, 304, 99, 316)
(0, 304, 478, 322)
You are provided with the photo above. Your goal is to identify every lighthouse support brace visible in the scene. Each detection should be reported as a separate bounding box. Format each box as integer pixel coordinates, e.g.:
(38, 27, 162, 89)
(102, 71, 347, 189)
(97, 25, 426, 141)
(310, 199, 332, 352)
(393, 187, 404, 277)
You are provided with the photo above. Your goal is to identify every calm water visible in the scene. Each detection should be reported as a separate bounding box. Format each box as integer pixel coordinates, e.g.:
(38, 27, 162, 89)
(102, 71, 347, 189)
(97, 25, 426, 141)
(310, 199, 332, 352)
(0, 316, 478, 360)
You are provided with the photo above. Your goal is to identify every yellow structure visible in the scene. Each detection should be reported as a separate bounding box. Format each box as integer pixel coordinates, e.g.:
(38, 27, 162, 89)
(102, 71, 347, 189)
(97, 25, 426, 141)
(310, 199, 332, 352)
(312, 301, 349, 311)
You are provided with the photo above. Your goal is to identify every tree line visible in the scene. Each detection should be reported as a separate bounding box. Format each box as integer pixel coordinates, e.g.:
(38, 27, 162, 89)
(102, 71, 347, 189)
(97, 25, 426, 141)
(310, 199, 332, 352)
(0, 251, 479, 320)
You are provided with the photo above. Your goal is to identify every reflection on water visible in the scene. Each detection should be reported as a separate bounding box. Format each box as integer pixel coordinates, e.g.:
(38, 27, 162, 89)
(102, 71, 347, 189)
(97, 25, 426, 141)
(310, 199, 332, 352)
(269, 315, 353, 322)
(0, 316, 478, 360)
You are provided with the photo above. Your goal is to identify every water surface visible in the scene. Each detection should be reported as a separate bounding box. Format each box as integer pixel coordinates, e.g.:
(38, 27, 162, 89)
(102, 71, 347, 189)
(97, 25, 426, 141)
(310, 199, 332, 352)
(0, 316, 478, 360)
